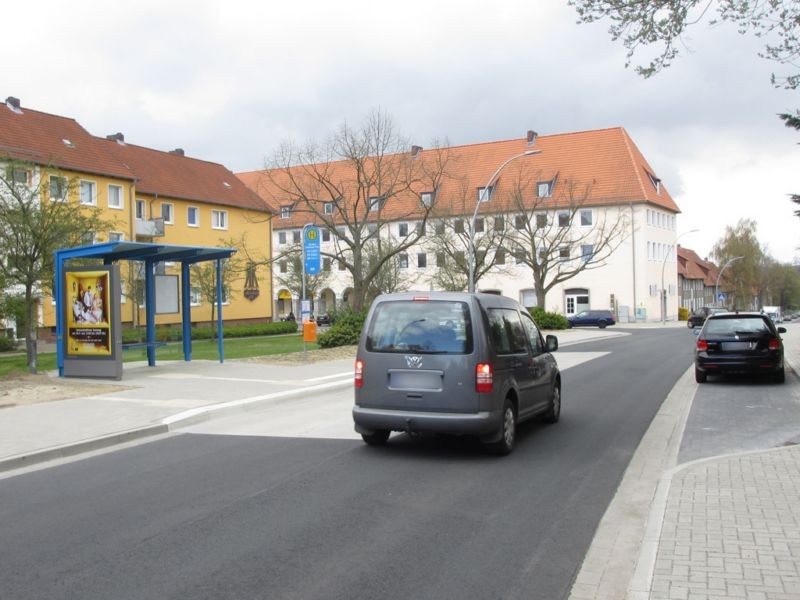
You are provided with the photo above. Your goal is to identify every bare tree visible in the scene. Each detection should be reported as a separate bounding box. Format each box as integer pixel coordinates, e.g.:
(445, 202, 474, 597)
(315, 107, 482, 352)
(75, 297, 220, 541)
(275, 243, 332, 313)
(0, 159, 114, 372)
(189, 240, 244, 338)
(264, 109, 450, 311)
(503, 173, 630, 308)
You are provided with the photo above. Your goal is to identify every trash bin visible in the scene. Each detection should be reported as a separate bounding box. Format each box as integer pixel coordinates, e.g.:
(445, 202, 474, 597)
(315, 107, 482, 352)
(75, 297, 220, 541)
(303, 320, 317, 342)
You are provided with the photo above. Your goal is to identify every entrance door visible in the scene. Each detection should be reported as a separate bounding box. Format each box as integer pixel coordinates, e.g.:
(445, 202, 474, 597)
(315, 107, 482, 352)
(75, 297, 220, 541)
(564, 289, 590, 316)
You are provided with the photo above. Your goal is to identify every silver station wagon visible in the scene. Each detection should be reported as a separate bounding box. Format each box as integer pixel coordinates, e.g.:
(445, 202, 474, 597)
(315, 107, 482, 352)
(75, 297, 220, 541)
(352, 292, 561, 454)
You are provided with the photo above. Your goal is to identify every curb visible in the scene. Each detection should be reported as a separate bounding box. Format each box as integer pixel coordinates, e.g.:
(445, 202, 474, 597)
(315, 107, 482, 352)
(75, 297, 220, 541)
(0, 377, 353, 474)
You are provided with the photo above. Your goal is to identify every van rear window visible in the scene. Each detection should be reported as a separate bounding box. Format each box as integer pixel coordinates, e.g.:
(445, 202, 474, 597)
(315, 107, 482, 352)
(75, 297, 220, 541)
(365, 300, 472, 354)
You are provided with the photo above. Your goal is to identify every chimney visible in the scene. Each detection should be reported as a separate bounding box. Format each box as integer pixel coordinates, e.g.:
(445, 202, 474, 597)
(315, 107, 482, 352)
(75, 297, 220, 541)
(526, 130, 538, 146)
(5, 96, 22, 113)
(106, 132, 125, 143)
(169, 148, 185, 156)
(410, 145, 422, 159)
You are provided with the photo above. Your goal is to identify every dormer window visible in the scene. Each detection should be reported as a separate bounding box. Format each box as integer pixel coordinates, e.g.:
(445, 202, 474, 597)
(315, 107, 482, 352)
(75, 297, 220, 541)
(222, 181, 232, 189)
(62, 139, 75, 148)
(647, 171, 661, 194)
(324, 202, 334, 215)
(477, 185, 494, 202)
(537, 178, 556, 198)
(280, 206, 291, 219)
(420, 191, 435, 208)
(369, 196, 383, 212)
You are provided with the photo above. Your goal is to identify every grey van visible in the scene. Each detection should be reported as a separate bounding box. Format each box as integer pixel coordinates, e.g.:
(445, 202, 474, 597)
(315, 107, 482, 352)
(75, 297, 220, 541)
(352, 292, 561, 454)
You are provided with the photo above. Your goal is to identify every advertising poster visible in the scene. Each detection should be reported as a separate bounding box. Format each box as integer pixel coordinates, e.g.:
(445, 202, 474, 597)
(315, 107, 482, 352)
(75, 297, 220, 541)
(65, 269, 112, 356)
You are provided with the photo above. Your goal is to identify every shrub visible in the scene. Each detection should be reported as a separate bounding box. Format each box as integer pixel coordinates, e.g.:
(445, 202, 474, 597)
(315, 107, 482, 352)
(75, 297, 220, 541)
(121, 320, 298, 343)
(317, 307, 367, 348)
(678, 307, 689, 321)
(527, 306, 569, 330)
(0, 336, 17, 352)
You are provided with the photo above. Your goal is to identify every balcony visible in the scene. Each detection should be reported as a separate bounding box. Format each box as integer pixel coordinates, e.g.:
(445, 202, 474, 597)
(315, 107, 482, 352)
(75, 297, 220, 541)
(135, 218, 165, 238)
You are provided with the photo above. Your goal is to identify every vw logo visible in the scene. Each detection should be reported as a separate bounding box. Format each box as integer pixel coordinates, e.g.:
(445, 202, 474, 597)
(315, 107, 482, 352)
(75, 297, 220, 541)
(405, 355, 423, 369)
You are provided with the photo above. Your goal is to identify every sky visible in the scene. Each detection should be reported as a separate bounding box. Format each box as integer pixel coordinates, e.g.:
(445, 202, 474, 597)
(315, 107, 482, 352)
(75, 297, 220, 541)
(3, 0, 798, 263)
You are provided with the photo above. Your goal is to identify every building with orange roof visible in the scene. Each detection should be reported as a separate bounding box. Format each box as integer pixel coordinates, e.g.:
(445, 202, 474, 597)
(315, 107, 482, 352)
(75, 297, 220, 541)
(0, 97, 273, 337)
(239, 127, 682, 322)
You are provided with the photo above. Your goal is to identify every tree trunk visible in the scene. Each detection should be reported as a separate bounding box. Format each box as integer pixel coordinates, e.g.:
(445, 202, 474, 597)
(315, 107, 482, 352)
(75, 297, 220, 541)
(534, 277, 547, 309)
(24, 285, 37, 374)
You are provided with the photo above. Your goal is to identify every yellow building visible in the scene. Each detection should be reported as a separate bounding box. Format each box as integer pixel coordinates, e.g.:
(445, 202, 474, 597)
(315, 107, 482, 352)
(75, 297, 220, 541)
(0, 96, 273, 336)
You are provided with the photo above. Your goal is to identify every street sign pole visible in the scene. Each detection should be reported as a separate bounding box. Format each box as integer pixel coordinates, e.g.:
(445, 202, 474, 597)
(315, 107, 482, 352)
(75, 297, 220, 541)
(301, 224, 321, 360)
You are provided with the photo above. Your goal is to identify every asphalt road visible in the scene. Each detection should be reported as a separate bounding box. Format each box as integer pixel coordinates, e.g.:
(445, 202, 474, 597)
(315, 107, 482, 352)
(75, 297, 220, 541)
(0, 328, 694, 600)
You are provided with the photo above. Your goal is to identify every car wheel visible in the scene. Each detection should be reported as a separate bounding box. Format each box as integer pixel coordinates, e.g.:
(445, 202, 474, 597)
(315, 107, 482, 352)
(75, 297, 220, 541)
(361, 429, 391, 446)
(567, 321, 574, 329)
(773, 367, 785, 384)
(695, 367, 706, 383)
(542, 383, 561, 424)
(487, 398, 516, 455)
(598, 320, 607, 329)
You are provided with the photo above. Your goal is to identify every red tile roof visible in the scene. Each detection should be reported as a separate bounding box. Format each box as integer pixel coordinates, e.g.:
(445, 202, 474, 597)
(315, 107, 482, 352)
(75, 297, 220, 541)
(237, 127, 680, 229)
(678, 246, 720, 286)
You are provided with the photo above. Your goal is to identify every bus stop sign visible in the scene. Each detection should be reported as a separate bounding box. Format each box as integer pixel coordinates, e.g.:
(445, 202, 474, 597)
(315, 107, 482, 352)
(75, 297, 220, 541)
(304, 226, 320, 275)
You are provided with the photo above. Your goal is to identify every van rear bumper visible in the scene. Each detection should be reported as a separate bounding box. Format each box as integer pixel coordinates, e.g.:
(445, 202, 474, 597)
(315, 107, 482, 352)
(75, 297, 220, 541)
(352, 406, 501, 436)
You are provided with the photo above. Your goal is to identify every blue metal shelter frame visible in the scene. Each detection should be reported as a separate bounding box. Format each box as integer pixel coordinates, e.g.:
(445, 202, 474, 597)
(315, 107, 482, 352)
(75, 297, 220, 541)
(55, 241, 237, 376)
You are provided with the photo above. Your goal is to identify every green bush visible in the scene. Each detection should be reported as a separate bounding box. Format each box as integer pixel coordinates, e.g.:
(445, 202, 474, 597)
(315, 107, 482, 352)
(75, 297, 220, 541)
(0, 336, 17, 352)
(121, 321, 298, 344)
(527, 306, 569, 330)
(317, 307, 367, 348)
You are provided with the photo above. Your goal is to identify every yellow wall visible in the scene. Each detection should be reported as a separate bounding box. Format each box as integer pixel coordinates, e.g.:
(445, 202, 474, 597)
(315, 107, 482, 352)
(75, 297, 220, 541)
(40, 174, 273, 329)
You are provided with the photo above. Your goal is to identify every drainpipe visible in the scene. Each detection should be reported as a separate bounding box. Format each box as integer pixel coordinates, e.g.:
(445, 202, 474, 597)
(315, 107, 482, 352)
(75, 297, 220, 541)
(630, 202, 637, 322)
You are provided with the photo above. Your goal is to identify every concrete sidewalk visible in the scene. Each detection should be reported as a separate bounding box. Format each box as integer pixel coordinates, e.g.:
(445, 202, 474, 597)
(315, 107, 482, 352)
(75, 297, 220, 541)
(570, 322, 800, 600)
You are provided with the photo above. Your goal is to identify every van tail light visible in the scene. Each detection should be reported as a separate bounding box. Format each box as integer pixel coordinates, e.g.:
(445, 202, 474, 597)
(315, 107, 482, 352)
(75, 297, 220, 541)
(476, 363, 493, 393)
(696, 339, 708, 351)
(768, 338, 780, 350)
(354, 359, 364, 388)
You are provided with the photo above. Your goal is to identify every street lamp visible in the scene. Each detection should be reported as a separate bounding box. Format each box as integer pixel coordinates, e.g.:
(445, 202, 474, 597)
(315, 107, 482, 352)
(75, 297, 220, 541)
(661, 229, 698, 324)
(715, 256, 744, 308)
(468, 149, 541, 293)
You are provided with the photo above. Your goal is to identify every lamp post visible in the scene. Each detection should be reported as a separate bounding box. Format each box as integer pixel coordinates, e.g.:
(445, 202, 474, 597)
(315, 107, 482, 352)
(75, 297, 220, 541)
(661, 229, 698, 324)
(468, 149, 541, 293)
(715, 256, 744, 308)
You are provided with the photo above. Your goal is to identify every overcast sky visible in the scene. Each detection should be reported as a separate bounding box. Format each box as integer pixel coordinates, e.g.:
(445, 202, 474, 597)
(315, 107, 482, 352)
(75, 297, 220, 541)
(4, 0, 798, 262)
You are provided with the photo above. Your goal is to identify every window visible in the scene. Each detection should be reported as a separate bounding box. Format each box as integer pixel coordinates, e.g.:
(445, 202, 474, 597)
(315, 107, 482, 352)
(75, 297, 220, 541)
(136, 199, 146, 219)
(417, 221, 426, 236)
(280, 260, 287, 274)
(559, 246, 570, 261)
(108, 232, 124, 242)
(81, 231, 95, 246)
(477, 185, 493, 202)
(278, 231, 287, 244)
(514, 215, 526, 230)
(211, 209, 228, 230)
(322, 229, 331, 242)
(487, 308, 528, 355)
(187, 206, 199, 227)
(399, 223, 409, 237)
(399, 253, 409, 269)
(190, 287, 202, 306)
(324, 202, 334, 215)
(369, 196, 383, 212)
(558, 212, 570, 227)
(581, 244, 593, 262)
(536, 214, 547, 229)
(337, 226, 347, 239)
(420, 191, 434, 207)
(281, 206, 291, 219)
(49, 175, 67, 202)
(495, 248, 506, 265)
(367, 223, 377, 234)
(454, 219, 465, 234)
(79, 180, 96, 205)
(435, 221, 445, 235)
(293, 230, 301, 243)
(494, 216, 505, 231)
(455, 251, 465, 266)
(580, 210, 592, 226)
(537, 181, 553, 197)
(108, 184, 123, 209)
(417, 253, 427, 268)
(9, 168, 29, 185)
(161, 203, 174, 225)
(436, 252, 446, 268)
(647, 171, 661, 194)
(475, 218, 484, 233)
(514, 247, 525, 264)
(338, 259, 346, 271)
(323, 258, 332, 272)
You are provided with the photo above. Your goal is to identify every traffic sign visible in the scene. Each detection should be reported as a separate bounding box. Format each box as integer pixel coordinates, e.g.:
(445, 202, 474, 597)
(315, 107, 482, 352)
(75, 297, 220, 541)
(717, 292, 726, 302)
(304, 226, 320, 275)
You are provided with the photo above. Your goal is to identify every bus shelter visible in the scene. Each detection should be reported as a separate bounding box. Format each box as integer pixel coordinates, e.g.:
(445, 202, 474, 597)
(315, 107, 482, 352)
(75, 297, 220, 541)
(54, 241, 236, 378)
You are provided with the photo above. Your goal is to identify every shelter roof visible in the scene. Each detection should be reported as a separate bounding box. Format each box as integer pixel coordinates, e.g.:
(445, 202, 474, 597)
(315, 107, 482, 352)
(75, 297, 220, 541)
(55, 241, 237, 264)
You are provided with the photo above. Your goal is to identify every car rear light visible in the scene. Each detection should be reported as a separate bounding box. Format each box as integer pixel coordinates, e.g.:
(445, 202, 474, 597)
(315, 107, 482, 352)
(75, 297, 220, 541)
(476, 363, 493, 393)
(412, 295, 429, 301)
(354, 359, 364, 388)
(768, 338, 780, 350)
(696, 339, 708, 351)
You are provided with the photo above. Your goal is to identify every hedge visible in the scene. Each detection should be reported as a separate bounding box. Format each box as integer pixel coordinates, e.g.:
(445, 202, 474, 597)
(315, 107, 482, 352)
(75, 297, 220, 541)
(121, 320, 298, 344)
(527, 306, 570, 330)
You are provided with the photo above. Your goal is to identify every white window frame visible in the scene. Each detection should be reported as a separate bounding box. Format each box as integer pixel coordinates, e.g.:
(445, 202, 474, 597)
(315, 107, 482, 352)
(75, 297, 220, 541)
(369, 196, 382, 212)
(580, 209, 593, 227)
(323, 202, 334, 215)
(398, 222, 409, 237)
(581, 244, 593, 262)
(557, 212, 570, 228)
(49, 175, 67, 202)
(161, 202, 174, 225)
(559, 246, 570, 262)
(281, 206, 291, 219)
(278, 231, 287, 245)
(212, 209, 228, 230)
(135, 199, 146, 220)
(10, 167, 29, 185)
(537, 181, 552, 198)
(106, 184, 123, 209)
(477, 185, 493, 203)
(420, 191, 434, 207)
(190, 287, 202, 306)
(108, 231, 124, 242)
(187, 206, 199, 227)
(399, 253, 409, 269)
(79, 180, 97, 206)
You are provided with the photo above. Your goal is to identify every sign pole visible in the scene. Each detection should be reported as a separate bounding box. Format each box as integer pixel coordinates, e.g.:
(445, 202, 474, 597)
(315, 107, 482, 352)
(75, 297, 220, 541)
(302, 225, 307, 361)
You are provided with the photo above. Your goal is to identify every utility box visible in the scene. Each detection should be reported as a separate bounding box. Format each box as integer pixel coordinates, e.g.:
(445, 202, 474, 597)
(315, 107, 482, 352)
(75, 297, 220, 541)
(303, 320, 317, 342)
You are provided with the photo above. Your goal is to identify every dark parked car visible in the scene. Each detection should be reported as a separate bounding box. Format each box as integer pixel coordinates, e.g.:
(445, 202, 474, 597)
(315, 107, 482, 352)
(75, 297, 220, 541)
(694, 312, 786, 383)
(687, 306, 726, 328)
(315, 313, 331, 326)
(567, 309, 615, 329)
